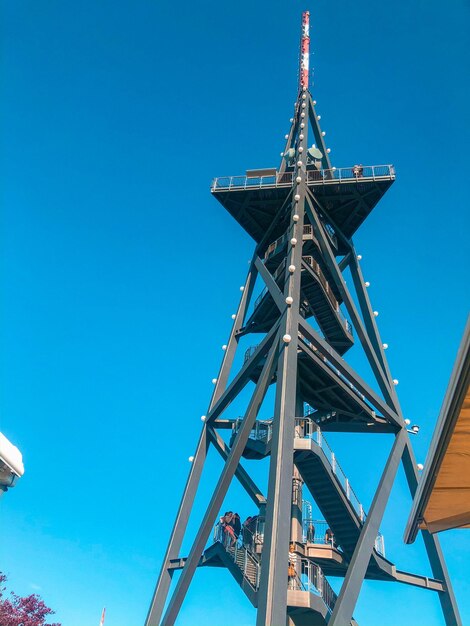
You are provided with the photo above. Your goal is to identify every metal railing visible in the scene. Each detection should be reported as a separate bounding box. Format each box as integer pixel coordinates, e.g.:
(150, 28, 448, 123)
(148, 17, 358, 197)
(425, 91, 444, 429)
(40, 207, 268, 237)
(301, 258, 352, 336)
(290, 559, 337, 614)
(244, 345, 258, 364)
(213, 522, 261, 589)
(211, 165, 395, 191)
(302, 519, 335, 546)
(295, 419, 366, 522)
(302, 256, 339, 311)
(251, 257, 353, 339)
(264, 233, 288, 260)
(264, 224, 328, 260)
(375, 532, 386, 557)
(228, 418, 386, 558)
(232, 418, 273, 444)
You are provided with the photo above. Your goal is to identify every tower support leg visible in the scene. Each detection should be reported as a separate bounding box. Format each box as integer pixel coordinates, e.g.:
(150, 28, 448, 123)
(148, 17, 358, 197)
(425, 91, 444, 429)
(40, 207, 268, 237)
(145, 428, 209, 626)
(160, 339, 279, 626)
(402, 442, 462, 626)
(329, 430, 406, 626)
(256, 191, 306, 626)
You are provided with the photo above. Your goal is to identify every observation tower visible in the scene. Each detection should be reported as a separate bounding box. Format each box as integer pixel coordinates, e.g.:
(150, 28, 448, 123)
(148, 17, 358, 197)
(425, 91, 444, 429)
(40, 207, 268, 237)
(146, 11, 461, 626)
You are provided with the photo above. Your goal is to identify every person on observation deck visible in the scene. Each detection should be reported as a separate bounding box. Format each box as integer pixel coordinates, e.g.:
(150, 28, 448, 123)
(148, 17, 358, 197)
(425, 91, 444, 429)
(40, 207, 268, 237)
(306, 522, 315, 543)
(325, 527, 334, 545)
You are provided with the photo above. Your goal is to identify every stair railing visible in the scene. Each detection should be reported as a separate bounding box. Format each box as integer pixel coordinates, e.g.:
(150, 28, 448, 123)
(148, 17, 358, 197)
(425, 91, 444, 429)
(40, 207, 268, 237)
(295, 420, 366, 521)
(294, 559, 337, 614)
(213, 522, 261, 589)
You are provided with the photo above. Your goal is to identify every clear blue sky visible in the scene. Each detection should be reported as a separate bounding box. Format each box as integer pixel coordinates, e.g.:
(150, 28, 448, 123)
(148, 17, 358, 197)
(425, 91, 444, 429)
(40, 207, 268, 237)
(1, 1, 469, 625)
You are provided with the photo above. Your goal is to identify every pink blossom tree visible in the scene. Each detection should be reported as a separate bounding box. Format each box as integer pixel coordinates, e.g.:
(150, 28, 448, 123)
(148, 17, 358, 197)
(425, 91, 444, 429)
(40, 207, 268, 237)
(0, 573, 60, 626)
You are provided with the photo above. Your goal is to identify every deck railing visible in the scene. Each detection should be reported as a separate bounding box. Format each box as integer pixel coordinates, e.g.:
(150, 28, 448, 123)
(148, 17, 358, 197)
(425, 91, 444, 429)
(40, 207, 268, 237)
(302, 519, 335, 546)
(232, 417, 273, 444)
(211, 165, 395, 191)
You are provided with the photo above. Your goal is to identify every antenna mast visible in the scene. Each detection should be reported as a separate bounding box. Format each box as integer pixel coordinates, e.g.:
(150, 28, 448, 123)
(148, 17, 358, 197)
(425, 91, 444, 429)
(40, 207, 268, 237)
(299, 10, 310, 90)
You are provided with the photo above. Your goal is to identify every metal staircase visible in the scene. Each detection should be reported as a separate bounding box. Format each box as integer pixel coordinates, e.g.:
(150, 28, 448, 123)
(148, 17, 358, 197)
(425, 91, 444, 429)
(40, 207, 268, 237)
(242, 250, 353, 355)
(205, 523, 354, 626)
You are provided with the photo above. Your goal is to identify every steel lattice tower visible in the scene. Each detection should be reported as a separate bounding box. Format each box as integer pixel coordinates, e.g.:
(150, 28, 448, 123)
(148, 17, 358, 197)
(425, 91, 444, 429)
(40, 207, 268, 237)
(146, 11, 461, 626)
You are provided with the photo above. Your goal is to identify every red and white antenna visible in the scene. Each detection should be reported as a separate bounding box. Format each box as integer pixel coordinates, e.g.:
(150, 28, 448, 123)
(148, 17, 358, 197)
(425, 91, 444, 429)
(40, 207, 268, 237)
(99, 607, 106, 626)
(299, 10, 310, 90)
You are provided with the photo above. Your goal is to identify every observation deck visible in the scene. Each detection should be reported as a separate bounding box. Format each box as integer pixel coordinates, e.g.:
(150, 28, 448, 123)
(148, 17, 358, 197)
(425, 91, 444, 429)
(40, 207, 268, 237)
(211, 165, 395, 245)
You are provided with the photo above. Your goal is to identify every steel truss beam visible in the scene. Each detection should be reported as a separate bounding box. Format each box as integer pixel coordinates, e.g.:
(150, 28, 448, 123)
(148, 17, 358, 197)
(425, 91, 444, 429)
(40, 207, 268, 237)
(207, 427, 266, 507)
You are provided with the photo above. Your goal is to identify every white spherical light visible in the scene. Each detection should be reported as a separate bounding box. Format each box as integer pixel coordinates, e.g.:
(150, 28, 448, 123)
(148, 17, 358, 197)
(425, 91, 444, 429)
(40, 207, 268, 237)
(288, 265, 296, 273)
(301, 102, 306, 108)
(286, 296, 293, 305)
(280, 152, 284, 157)
(313, 100, 317, 105)
(290, 238, 297, 246)
(293, 214, 299, 222)
(300, 123, 305, 129)
(283, 334, 292, 344)
(327, 148, 331, 153)
(231, 314, 236, 320)
(404, 418, 411, 425)
(297, 160, 303, 167)
(364, 281, 370, 287)
(188, 456, 195, 462)
(393, 379, 399, 386)
(373, 311, 379, 317)
(321, 131, 326, 136)
(299, 146, 304, 152)
(222, 345, 227, 350)
(201, 415, 206, 421)
(357, 254, 362, 260)
(302, 94, 306, 100)
(212, 378, 218, 384)
(299, 134, 304, 140)
(417, 463, 424, 471)
(332, 166, 336, 171)
(301, 112, 305, 118)
(294, 194, 300, 201)
(290, 118, 294, 122)
(317, 115, 321, 120)
(240, 285, 244, 292)
(296, 176, 302, 183)
(382, 343, 388, 349)
(285, 134, 289, 139)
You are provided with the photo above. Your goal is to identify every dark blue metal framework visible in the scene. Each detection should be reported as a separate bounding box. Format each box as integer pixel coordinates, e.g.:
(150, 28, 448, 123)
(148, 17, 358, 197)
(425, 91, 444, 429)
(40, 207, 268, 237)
(145, 13, 461, 626)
